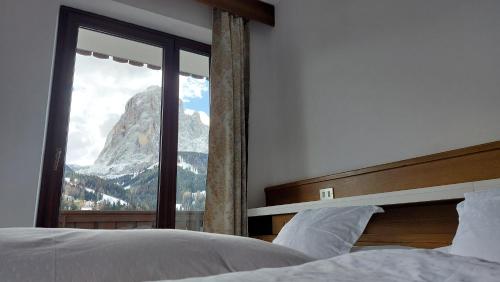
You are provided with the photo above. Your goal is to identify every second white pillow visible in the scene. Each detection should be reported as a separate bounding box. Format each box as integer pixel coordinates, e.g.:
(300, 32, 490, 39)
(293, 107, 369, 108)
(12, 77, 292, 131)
(450, 188, 500, 263)
(273, 205, 383, 259)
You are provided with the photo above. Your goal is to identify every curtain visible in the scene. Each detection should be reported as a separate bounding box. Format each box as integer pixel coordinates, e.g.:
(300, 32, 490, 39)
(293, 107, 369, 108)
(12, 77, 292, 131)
(203, 9, 249, 236)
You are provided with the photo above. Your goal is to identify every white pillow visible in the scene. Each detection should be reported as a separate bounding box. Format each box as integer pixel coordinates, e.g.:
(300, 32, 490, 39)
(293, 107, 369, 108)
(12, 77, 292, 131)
(273, 206, 383, 259)
(450, 188, 500, 263)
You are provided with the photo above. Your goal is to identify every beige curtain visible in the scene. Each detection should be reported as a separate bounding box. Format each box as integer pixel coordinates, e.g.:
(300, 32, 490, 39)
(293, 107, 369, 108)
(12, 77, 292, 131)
(203, 9, 249, 236)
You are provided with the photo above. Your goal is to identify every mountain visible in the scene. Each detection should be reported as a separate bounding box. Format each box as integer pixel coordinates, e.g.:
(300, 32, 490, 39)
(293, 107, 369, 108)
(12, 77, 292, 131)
(178, 105, 209, 155)
(77, 86, 209, 177)
(63, 85, 209, 211)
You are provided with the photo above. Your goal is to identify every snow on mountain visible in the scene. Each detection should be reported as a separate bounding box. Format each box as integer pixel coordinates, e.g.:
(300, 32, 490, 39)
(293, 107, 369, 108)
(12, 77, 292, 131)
(100, 193, 128, 206)
(178, 156, 199, 174)
(76, 86, 209, 177)
(178, 102, 209, 154)
(84, 187, 128, 206)
(184, 109, 210, 126)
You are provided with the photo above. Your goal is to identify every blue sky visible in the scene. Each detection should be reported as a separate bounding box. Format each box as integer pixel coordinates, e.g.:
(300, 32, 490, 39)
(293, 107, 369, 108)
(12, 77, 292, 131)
(183, 83, 210, 114)
(179, 75, 210, 114)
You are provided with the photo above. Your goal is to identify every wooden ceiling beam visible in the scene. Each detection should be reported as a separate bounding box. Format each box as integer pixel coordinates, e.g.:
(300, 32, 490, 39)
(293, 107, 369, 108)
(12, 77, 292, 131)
(196, 0, 275, 26)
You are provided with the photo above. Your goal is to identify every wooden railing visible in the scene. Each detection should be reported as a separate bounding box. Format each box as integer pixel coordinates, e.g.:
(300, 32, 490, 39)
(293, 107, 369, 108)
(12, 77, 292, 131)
(59, 210, 204, 231)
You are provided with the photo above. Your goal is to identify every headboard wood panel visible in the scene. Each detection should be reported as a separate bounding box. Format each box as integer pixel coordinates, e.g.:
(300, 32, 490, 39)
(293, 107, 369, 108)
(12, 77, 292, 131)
(357, 200, 460, 248)
(249, 141, 500, 248)
(251, 200, 460, 248)
(265, 141, 500, 206)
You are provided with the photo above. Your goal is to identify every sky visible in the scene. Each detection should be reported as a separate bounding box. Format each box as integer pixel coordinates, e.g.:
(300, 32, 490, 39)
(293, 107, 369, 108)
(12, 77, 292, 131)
(65, 54, 210, 166)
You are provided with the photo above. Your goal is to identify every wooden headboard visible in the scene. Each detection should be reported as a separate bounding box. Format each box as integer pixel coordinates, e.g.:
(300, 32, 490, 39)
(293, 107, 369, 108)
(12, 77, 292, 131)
(248, 141, 500, 248)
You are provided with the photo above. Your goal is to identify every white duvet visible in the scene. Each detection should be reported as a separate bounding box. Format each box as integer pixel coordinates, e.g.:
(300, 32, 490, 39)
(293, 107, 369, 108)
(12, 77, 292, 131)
(161, 249, 500, 282)
(0, 228, 312, 282)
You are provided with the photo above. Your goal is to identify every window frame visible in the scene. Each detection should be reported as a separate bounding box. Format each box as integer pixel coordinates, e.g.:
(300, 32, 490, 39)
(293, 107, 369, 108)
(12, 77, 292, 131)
(36, 6, 210, 228)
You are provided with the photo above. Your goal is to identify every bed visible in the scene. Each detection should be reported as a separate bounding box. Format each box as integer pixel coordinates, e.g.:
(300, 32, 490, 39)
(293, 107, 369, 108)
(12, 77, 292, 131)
(1, 141, 500, 282)
(162, 179, 500, 282)
(0, 228, 312, 282)
(248, 140, 500, 248)
(156, 249, 500, 282)
(208, 140, 500, 282)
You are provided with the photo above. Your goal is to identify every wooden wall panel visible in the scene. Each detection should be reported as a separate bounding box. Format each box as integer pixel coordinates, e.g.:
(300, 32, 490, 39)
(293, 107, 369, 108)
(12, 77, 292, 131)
(59, 211, 156, 229)
(266, 141, 500, 206)
(272, 214, 294, 235)
(255, 200, 460, 248)
(357, 201, 459, 248)
(356, 234, 454, 249)
(74, 222, 95, 229)
(97, 222, 116, 229)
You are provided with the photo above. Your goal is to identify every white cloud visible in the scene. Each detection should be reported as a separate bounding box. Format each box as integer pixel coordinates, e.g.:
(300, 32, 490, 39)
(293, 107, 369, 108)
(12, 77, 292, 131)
(66, 55, 161, 166)
(179, 75, 209, 102)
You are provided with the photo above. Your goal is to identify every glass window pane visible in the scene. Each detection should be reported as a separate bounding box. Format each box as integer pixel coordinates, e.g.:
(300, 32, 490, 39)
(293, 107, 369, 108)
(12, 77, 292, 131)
(175, 50, 210, 231)
(59, 28, 163, 229)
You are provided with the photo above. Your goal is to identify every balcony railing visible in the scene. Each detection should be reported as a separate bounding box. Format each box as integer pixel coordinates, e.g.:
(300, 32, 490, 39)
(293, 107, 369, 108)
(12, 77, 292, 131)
(59, 210, 204, 231)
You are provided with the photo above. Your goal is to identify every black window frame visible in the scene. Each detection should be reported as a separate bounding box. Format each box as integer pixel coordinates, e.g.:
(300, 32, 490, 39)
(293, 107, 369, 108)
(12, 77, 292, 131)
(36, 6, 211, 228)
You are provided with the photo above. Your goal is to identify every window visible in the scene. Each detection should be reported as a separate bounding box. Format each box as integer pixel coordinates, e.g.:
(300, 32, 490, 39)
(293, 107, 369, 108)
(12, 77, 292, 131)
(176, 50, 210, 231)
(37, 7, 210, 229)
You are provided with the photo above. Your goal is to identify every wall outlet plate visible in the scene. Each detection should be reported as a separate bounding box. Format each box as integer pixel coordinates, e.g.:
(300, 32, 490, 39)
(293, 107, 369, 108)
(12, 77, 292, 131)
(319, 187, 334, 200)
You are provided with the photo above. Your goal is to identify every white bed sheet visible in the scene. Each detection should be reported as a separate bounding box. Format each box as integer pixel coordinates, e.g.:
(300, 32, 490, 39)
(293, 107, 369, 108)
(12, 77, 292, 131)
(160, 249, 500, 282)
(0, 228, 312, 282)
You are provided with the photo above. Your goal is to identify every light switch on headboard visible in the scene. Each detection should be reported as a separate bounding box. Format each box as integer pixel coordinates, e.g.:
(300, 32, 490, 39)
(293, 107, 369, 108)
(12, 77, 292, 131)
(320, 188, 334, 200)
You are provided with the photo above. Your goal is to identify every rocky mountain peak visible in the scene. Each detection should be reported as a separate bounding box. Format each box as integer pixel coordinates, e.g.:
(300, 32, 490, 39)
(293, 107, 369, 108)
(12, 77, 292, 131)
(78, 86, 209, 177)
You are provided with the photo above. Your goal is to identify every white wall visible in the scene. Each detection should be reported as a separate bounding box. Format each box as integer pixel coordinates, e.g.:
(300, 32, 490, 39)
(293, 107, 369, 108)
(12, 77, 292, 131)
(0, 0, 60, 228)
(247, 0, 500, 208)
(0, 0, 211, 227)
